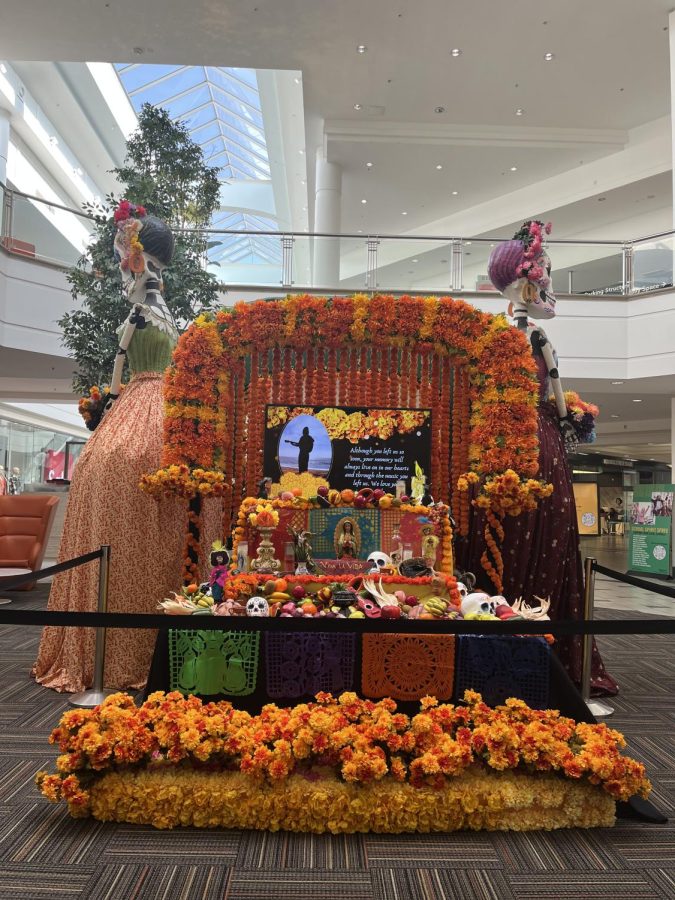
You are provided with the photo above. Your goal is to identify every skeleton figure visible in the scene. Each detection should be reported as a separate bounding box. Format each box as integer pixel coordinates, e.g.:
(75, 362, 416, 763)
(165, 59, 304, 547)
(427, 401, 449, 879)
(106, 203, 178, 415)
(461, 592, 499, 617)
(488, 221, 578, 453)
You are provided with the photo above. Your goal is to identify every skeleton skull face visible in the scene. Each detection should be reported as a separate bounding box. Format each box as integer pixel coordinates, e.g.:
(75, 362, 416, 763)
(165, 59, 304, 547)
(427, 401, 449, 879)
(456, 581, 469, 599)
(367, 551, 391, 573)
(246, 595, 269, 617)
(461, 592, 499, 617)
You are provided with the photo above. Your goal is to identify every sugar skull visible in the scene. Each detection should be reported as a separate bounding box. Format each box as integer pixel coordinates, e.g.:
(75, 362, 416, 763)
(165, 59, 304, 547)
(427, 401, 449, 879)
(246, 595, 269, 617)
(367, 551, 391, 573)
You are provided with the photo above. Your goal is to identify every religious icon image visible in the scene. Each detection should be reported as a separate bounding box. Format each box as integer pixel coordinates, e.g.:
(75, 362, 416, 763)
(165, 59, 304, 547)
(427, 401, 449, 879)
(334, 517, 361, 559)
(420, 523, 439, 566)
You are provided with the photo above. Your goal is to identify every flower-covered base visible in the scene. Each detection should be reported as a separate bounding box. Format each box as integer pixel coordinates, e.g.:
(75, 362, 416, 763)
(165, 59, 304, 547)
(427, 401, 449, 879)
(89, 767, 615, 833)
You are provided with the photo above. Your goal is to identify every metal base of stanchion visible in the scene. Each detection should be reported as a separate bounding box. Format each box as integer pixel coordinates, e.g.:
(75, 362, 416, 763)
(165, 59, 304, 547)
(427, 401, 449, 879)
(0, 598, 12, 605)
(586, 699, 615, 717)
(69, 688, 118, 708)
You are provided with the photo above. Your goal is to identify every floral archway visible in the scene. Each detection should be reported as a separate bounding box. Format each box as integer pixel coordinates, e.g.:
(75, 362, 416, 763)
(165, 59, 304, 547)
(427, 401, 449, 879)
(141, 294, 551, 588)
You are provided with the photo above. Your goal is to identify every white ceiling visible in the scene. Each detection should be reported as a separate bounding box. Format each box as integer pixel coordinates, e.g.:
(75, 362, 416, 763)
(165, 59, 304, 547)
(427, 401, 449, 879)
(2, 0, 675, 464)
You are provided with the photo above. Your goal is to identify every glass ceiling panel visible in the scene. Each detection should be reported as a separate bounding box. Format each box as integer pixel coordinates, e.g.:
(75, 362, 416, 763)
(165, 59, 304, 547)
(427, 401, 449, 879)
(114, 63, 278, 265)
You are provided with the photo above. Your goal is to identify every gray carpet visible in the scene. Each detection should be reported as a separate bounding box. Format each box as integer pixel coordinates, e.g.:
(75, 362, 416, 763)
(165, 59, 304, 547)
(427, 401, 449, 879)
(1, 594, 674, 899)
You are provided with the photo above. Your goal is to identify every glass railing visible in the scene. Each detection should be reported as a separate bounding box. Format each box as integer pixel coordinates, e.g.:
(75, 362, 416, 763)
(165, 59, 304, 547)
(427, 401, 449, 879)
(1, 181, 673, 297)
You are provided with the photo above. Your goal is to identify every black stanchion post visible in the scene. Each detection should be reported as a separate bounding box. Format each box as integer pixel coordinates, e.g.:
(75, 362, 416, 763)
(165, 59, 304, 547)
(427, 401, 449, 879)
(582, 556, 614, 718)
(69, 545, 117, 708)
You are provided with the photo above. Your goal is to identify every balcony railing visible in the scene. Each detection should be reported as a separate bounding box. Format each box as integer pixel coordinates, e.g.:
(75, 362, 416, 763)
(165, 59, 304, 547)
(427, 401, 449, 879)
(1, 181, 674, 297)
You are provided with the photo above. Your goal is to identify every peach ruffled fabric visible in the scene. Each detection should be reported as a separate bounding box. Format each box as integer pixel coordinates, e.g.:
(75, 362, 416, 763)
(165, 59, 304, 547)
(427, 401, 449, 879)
(34, 373, 220, 692)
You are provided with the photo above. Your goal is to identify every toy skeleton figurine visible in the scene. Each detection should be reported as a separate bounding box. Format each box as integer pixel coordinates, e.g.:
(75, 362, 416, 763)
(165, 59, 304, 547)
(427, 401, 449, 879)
(106, 202, 178, 411)
(488, 220, 578, 453)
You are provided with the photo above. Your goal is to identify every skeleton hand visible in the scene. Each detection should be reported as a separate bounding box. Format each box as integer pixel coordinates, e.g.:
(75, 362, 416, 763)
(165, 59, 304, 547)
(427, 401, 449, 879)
(559, 416, 579, 454)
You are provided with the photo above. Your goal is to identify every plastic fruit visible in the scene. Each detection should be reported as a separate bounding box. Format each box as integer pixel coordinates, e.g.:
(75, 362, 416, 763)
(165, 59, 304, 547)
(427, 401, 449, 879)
(340, 488, 355, 504)
(317, 485, 329, 497)
(280, 602, 296, 615)
(372, 488, 385, 500)
(348, 610, 366, 619)
(394, 590, 406, 603)
(400, 495, 410, 503)
(419, 612, 435, 619)
(301, 602, 318, 615)
(292, 584, 306, 600)
(280, 491, 294, 501)
(405, 594, 419, 607)
(328, 489, 341, 505)
(354, 495, 367, 508)
(263, 580, 276, 595)
(381, 605, 402, 619)
(274, 578, 288, 593)
(292, 488, 302, 497)
(357, 487, 373, 500)
(318, 586, 332, 601)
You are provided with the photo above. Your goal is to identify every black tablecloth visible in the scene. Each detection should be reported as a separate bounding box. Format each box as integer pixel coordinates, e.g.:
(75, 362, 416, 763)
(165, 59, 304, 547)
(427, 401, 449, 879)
(144, 629, 592, 721)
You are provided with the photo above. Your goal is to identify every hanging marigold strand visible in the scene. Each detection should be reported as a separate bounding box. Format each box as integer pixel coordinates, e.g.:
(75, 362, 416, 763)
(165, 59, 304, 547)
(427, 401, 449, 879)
(431, 354, 443, 499)
(327, 347, 337, 406)
(271, 347, 281, 403)
(459, 366, 472, 536)
(386, 348, 398, 409)
(481, 508, 505, 593)
(359, 347, 368, 408)
(337, 348, 346, 405)
(293, 349, 304, 405)
(440, 355, 453, 504)
(246, 351, 260, 497)
(419, 348, 432, 409)
(282, 347, 292, 404)
(451, 363, 462, 526)
(409, 349, 418, 409)
(349, 346, 359, 404)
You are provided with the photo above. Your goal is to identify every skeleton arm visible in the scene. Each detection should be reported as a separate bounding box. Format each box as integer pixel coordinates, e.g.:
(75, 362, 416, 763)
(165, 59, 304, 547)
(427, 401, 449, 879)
(107, 303, 145, 406)
(531, 326, 578, 452)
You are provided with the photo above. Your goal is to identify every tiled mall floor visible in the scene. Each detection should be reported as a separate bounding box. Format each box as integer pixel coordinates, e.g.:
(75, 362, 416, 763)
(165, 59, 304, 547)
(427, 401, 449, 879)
(582, 535, 675, 618)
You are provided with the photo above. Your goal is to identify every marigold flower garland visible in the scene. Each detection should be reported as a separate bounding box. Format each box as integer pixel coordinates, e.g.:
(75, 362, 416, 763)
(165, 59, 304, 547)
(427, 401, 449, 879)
(36, 690, 649, 830)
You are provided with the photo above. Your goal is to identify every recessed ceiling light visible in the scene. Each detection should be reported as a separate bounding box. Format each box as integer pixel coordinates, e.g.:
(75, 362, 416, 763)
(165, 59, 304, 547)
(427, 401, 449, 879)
(401, 211, 408, 215)
(365, 161, 374, 168)
(515, 108, 524, 116)
(435, 164, 443, 170)
(611, 380, 624, 385)
(465, 241, 472, 246)
(361, 198, 367, 204)
(450, 48, 462, 57)
(302, 206, 307, 212)
(451, 190, 458, 195)
(353, 103, 362, 110)
(510, 166, 518, 172)
(298, 149, 305, 155)
(632, 398, 643, 402)
(649, 458, 656, 461)
(610, 414, 620, 418)
(544, 52, 555, 61)
(49, 136, 59, 146)
(0, 63, 7, 74)
(294, 77, 301, 84)
(412, 258, 419, 263)
(357, 45, 367, 53)
(300, 179, 306, 185)
(73, 166, 83, 176)
(357, 229, 363, 233)
(434, 106, 445, 114)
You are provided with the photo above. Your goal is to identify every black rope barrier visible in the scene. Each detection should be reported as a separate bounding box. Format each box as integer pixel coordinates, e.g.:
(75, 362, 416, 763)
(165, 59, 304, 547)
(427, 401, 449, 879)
(0, 549, 104, 590)
(1, 607, 675, 635)
(593, 562, 675, 599)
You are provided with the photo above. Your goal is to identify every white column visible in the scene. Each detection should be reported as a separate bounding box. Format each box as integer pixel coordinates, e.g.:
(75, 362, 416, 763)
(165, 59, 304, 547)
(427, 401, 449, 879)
(0, 108, 10, 186)
(313, 154, 342, 287)
(671, 397, 675, 480)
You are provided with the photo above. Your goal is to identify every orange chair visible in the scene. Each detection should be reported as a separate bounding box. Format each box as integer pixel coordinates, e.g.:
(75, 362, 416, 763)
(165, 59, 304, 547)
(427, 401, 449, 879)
(0, 494, 59, 589)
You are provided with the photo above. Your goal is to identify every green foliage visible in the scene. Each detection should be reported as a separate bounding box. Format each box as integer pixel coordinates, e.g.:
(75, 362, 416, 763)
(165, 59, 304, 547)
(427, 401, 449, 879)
(60, 104, 221, 394)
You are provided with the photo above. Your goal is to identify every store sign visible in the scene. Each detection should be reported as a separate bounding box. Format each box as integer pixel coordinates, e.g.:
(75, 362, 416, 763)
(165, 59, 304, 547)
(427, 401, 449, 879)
(628, 484, 674, 577)
(573, 483, 599, 535)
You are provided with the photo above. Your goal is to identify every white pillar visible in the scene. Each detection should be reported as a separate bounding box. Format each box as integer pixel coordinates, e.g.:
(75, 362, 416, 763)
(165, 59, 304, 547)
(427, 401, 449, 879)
(670, 14, 675, 237)
(0, 108, 10, 186)
(671, 397, 675, 480)
(313, 155, 342, 287)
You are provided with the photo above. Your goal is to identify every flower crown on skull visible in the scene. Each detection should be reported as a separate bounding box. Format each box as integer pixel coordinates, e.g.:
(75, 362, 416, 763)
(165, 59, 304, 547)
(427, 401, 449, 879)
(113, 199, 148, 274)
(513, 220, 552, 285)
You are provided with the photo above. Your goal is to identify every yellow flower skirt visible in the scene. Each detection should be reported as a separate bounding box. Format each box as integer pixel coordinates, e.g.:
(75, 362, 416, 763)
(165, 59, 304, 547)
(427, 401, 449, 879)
(89, 767, 615, 832)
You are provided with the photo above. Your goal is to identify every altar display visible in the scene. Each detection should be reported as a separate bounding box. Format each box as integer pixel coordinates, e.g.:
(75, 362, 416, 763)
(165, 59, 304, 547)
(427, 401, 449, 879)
(43, 277, 635, 833)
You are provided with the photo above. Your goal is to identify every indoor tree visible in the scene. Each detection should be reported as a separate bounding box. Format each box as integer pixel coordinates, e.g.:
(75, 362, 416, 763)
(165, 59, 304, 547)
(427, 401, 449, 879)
(60, 104, 221, 393)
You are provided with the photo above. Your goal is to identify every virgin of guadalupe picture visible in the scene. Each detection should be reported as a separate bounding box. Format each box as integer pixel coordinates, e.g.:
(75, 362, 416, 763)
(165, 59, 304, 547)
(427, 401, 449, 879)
(334, 518, 361, 559)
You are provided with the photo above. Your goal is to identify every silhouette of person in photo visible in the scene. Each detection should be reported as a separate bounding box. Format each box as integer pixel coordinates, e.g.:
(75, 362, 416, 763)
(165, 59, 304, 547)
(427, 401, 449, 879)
(285, 426, 315, 473)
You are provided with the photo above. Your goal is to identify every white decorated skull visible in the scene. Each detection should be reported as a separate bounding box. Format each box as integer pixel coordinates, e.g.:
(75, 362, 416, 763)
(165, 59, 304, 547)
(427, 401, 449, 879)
(367, 551, 391, 573)
(461, 592, 499, 617)
(246, 595, 269, 617)
(456, 581, 469, 599)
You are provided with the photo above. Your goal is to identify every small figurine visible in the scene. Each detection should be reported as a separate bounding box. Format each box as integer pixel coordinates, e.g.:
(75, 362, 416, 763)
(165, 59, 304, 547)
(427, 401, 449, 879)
(336, 519, 358, 558)
(390, 522, 403, 567)
(421, 524, 439, 567)
(209, 541, 230, 603)
(257, 476, 273, 499)
(288, 525, 316, 574)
